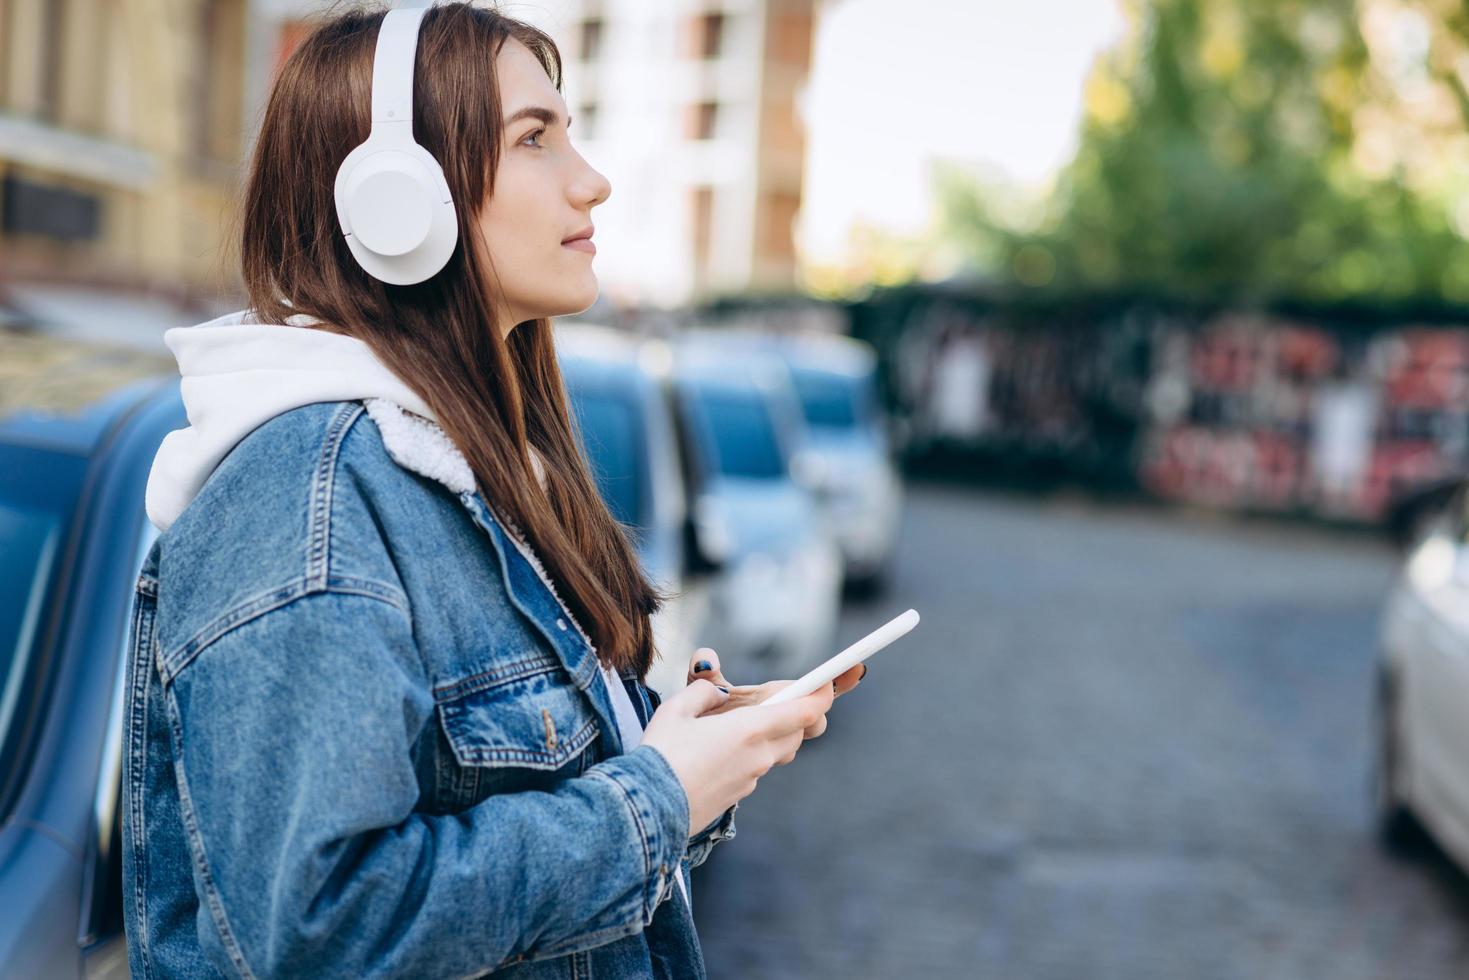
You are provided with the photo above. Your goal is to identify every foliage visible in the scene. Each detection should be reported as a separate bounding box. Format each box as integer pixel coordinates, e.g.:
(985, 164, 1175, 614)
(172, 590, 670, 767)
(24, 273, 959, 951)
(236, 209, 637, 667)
(943, 0, 1469, 305)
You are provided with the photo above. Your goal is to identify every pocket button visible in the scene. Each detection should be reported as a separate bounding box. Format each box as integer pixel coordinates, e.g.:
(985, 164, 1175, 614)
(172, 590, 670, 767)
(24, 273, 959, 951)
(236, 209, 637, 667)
(556, 618, 568, 631)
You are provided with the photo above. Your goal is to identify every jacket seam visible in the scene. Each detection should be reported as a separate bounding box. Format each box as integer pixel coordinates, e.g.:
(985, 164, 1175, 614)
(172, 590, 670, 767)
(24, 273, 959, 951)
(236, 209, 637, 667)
(513, 920, 645, 966)
(306, 403, 364, 589)
(444, 717, 601, 768)
(467, 495, 600, 693)
(431, 654, 564, 701)
(165, 692, 260, 980)
(582, 767, 657, 924)
(124, 591, 156, 979)
(159, 576, 410, 681)
(489, 502, 599, 654)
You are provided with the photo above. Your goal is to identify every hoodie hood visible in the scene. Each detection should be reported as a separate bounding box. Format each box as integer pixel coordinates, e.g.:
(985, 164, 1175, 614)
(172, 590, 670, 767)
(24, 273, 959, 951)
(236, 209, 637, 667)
(146, 309, 439, 532)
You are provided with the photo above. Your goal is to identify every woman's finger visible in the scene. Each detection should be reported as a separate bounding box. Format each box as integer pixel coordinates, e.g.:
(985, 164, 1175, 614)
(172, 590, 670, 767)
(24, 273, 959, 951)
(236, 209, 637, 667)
(698, 680, 784, 715)
(803, 713, 829, 740)
(832, 662, 867, 699)
(688, 647, 734, 689)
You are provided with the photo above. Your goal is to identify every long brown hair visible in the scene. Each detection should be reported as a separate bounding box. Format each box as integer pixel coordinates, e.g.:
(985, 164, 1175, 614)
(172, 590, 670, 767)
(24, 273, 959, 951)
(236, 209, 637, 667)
(239, 2, 663, 678)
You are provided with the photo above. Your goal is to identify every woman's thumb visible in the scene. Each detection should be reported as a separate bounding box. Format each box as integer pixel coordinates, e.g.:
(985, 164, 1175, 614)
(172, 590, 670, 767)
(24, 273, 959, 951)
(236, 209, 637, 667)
(672, 678, 730, 716)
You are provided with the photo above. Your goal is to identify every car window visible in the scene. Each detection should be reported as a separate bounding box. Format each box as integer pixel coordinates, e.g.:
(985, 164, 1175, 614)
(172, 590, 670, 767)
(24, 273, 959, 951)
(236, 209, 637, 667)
(0, 444, 87, 792)
(570, 389, 648, 533)
(685, 385, 787, 480)
(789, 367, 870, 430)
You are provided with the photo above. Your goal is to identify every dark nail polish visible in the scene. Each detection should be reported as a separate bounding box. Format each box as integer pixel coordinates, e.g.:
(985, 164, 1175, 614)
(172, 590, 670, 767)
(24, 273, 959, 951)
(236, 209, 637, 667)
(694, 660, 713, 674)
(716, 686, 729, 694)
(832, 680, 839, 694)
(861, 664, 868, 680)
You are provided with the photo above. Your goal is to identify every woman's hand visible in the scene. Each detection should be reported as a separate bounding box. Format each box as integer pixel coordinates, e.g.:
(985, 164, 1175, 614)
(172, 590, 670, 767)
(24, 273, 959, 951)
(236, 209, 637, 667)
(639, 647, 868, 835)
(686, 646, 867, 740)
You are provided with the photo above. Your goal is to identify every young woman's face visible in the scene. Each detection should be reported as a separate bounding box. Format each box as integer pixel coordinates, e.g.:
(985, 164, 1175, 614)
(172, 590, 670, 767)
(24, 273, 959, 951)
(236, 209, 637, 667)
(477, 39, 611, 335)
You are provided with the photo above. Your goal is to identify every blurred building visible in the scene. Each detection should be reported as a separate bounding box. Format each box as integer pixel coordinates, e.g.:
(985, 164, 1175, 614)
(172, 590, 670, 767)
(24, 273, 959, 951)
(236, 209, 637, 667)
(0, 0, 295, 344)
(526, 0, 820, 308)
(0, 0, 821, 340)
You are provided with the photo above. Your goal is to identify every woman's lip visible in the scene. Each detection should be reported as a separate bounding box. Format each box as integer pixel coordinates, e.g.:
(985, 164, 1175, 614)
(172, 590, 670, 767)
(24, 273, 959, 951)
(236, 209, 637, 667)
(563, 238, 595, 254)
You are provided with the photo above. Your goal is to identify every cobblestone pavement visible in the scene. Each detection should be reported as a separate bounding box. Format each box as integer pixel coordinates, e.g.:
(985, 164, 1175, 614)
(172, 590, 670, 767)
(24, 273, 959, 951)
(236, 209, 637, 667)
(691, 483, 1469, 980)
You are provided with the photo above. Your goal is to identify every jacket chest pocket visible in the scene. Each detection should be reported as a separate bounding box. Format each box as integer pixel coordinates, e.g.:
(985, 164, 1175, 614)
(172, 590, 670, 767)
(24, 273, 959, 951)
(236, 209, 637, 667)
(431, 657, 603, 811)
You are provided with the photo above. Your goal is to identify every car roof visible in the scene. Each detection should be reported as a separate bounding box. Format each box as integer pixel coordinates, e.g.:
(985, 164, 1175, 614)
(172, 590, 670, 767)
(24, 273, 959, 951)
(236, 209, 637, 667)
(556, 323, 675, 390)
(671, 335, 791, 395)
(0, 330, 175, 456)
(767, 334, 876, 377)
(678, 327, 875, 377)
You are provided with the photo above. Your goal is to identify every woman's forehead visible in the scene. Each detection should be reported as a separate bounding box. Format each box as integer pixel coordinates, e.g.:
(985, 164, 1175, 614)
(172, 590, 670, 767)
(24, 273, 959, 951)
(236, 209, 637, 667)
(497, 38, 564, 113)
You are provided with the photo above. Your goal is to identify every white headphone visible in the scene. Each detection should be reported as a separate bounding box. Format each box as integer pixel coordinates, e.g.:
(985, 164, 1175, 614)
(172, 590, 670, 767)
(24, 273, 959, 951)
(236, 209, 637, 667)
(334, 5, 458, 285)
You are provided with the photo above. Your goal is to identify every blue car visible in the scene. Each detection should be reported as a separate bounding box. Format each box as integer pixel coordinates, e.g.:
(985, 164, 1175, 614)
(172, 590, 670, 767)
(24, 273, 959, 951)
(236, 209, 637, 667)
(0, 331, 182, 979)
(556, 325, 726, 699)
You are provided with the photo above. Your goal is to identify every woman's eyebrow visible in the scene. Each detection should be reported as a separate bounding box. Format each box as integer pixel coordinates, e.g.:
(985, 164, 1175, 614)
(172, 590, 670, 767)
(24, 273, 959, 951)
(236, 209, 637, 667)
(505, 106, 571, 129)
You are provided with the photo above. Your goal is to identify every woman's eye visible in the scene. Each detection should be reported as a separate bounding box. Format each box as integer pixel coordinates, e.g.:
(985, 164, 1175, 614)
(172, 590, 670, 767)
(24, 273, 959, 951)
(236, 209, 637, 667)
(521, 128, 545, 148)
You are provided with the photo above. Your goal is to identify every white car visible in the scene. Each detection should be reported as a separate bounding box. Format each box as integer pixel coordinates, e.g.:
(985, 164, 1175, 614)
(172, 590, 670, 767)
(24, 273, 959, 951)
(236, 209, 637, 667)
(677, 329, 903, 591)
(1377, 484, 1469, 863)
(669, 339, 843, 681)
(769, 334, 903, 592)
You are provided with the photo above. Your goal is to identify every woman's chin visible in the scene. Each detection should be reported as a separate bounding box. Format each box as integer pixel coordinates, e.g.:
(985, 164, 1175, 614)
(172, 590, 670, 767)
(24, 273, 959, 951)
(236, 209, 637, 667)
(553, 283, 601, 318)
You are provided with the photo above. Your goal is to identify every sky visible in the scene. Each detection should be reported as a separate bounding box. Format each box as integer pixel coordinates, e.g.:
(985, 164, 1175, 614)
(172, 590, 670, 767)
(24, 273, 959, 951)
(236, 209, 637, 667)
(796, 0, 1127, 267)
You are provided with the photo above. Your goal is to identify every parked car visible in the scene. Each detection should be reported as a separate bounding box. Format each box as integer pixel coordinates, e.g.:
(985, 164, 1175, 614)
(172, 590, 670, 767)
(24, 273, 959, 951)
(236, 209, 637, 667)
(556, 325, 725, 699)
(1386, 476, 1466, 549)
(765, 333, 902, 591)
(1377, 480, 1469, 864)
(0, 331, 181, 979)
(678, 329, 903, 591)
(668, 338, 843, 679)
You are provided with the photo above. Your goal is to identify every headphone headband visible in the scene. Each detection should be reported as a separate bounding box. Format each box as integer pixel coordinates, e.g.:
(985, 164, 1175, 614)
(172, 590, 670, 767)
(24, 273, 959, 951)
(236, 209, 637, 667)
(371, 6, 426, 126)
(333, 2, 458, 286)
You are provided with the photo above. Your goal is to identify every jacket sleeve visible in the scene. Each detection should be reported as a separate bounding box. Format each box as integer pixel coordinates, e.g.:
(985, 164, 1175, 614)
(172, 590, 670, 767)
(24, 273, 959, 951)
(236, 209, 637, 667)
(687, 802, 738, 869)
(162, 589, 691, 979)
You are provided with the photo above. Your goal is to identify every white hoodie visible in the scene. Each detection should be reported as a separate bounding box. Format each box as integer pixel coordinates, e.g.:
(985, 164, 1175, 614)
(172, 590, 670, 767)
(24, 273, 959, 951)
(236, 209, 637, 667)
(145, 310, 687, 899)
(146, 309, 442, 532)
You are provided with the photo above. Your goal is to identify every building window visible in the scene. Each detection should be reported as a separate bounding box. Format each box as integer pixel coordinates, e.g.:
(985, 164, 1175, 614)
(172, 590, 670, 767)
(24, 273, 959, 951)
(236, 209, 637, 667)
(697, 12, 724, 59)
(579, 18, 604, 61)
(2, 174, 101, 242)
(685, 101, 718, 141)
(193, 0, 246, 164)
(37, 0, 64, 120)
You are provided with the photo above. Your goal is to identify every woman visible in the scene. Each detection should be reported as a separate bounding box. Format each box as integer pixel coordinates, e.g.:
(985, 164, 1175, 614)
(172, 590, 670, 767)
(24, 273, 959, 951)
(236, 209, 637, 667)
(121, 4, 864, 978)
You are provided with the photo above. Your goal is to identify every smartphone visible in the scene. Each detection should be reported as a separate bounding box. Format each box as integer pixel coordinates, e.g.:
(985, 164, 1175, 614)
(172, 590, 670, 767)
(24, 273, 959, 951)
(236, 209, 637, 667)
(760, 609, 919, 707)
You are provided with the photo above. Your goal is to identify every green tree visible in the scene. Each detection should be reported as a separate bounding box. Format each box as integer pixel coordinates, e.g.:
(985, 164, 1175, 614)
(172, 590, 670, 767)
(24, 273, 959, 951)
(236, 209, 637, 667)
(944, 0, 1469, 304)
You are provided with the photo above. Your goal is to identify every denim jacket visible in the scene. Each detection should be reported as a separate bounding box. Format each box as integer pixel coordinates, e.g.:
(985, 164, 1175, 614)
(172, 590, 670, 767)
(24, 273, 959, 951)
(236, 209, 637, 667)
(122, 399, 737, 978)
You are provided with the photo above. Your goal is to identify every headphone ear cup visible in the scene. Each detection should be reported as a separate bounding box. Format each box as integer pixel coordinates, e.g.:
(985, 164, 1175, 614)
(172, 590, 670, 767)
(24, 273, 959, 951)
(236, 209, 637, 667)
(344, 157, 435, 257)
(335, 142, 458, 285)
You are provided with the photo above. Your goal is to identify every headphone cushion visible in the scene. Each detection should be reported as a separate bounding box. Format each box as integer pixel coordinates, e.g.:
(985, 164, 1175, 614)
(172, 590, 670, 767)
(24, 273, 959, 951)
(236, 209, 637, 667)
(335, 139, 458, 285)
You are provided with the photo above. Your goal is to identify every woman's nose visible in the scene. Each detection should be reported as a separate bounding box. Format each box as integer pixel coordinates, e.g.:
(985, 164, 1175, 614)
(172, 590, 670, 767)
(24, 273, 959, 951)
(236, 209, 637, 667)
(584, 166, 608, 208)
(577, 160, 611, 209)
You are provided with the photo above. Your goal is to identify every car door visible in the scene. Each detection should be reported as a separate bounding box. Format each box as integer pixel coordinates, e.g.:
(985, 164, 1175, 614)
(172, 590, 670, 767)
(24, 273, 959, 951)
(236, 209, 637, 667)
(1399, 488, 1469, 830)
